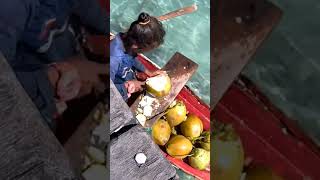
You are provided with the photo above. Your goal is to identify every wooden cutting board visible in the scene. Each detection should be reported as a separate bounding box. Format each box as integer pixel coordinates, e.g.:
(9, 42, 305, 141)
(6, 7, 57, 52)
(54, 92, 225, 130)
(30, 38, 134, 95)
(211, 0, 282, 109)
(130, 52, 198, 128)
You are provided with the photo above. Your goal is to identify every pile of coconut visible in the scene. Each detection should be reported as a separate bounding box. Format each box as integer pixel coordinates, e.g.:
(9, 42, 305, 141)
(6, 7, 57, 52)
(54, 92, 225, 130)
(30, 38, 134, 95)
(151, 100, 210, 171)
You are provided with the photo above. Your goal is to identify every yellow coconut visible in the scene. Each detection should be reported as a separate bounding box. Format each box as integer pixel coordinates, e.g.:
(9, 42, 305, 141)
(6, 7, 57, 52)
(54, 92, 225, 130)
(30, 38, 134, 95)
(180, 114, 203, 139)
(165, 101, 187, 127)
(188, 148, 210, 170)
(166, 135, 193, 159)
(152, 119, 171, 146)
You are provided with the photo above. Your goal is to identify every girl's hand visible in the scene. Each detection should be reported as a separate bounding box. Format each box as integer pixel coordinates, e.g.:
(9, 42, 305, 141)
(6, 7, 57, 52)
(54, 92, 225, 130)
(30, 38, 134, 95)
(48, 62, 81, 102)
(56, 64, 81, 101)
(125, 80, 145, 97)
(58, 71, 81, 101)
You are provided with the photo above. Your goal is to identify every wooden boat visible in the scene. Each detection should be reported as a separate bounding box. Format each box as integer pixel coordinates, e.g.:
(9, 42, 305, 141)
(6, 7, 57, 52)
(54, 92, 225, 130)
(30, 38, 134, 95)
(108, 0, 320, 179)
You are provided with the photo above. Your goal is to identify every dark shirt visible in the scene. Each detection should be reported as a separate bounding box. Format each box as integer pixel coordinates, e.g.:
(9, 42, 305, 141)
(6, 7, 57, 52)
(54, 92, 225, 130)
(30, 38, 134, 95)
(0, 0, 109, 130)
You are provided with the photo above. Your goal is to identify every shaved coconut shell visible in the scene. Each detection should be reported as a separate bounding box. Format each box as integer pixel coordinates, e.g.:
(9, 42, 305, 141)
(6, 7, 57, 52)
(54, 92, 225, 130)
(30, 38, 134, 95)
(146, 74, 171, 98)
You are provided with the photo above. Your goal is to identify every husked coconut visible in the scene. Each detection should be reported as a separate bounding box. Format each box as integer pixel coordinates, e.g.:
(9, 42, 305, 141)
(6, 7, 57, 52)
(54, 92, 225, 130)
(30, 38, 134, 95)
(146, 74, 171, 98)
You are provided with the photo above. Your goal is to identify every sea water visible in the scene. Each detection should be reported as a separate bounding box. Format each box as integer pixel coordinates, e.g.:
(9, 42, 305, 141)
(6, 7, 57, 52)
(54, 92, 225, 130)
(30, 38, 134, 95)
(243, 0, 320, 145)
(110, 0, 210, 105)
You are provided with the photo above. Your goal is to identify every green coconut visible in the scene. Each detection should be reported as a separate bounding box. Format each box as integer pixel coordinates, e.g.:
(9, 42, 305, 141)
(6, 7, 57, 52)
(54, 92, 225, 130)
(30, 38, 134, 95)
(213, 121, 245, 180)
(188, 148, 210, 170)
(199, 131, 211, 151)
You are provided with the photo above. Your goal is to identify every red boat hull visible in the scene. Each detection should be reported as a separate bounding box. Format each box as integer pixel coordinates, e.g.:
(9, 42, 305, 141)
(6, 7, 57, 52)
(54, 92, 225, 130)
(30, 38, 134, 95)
(214, 77, 320, 180)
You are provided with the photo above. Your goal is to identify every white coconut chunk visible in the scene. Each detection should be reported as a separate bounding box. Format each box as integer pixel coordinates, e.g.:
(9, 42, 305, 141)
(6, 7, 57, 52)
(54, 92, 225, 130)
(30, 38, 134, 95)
(145, 95, 154, 104)
(137, 108, 143, 114)
(139, 99, 148, 107)
(143, 105, 153, 117)
(136, 114, 147, 126)
(135, 153, 147, 164)
(87, 146, 105, 164)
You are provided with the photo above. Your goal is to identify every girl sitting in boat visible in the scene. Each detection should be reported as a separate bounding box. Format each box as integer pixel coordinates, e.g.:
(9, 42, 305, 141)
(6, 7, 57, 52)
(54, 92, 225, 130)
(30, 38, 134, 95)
(110, 12, 166, 101)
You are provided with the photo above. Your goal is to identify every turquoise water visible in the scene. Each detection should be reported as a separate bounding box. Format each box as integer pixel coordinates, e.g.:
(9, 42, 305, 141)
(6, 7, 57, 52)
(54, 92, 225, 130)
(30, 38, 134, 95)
(110, 0, 210, 105)
(243, 0, 320, 145)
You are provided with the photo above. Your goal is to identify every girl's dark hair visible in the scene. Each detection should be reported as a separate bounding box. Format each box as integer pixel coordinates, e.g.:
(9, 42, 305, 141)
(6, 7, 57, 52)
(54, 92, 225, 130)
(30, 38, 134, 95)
(122, 12, 166, 52)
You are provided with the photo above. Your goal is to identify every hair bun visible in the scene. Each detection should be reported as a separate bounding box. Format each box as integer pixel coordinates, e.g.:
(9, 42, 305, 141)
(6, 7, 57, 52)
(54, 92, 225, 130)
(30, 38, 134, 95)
(138, 12, 150, 24)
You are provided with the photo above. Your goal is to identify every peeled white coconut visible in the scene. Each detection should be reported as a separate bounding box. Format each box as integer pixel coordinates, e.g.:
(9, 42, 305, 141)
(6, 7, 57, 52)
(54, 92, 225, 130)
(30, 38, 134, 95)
(143, 105, 153, 117)
(146, 74, 171, 98)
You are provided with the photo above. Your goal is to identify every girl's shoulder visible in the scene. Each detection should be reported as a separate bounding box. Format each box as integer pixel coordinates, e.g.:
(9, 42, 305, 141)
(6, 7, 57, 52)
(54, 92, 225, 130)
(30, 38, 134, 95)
(110, 34, 126, 57)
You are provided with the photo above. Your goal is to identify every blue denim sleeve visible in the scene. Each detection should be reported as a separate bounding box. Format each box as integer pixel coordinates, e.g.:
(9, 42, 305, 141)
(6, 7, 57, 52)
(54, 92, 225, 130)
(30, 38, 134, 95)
(72, 0, 109, 34)
(114, 83, 128, 101)
(0, 0, 29, 62)
(133, 57, 146, 72)
(111, 56, 128, 101)
(110, 56, 120, 82)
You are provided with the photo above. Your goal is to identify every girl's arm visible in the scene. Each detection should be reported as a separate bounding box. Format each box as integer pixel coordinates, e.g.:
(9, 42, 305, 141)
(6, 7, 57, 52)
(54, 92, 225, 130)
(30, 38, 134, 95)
(111, 56, 130, 100)
(133, 57, 146, 72)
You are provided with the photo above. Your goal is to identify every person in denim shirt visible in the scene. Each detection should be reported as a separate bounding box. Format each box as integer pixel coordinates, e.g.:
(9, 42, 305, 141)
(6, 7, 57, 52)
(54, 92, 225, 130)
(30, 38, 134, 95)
(110, 12, 166, 101)
(0, 0, 108, 130)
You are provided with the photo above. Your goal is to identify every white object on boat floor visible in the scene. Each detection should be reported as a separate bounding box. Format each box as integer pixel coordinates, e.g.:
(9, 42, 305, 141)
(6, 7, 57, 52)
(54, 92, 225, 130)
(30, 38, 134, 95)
(135, 152, 147, 164)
